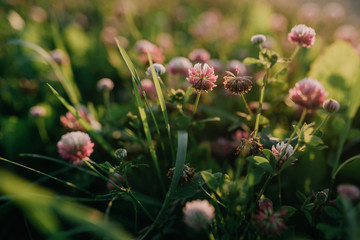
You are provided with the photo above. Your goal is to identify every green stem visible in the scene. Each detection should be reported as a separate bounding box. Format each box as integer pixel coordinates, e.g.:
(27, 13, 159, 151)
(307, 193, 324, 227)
(273, 45, 301, 78)
(83, 159, 154, 221)
(328, 117, 352, 199)
(241, 93, 253, 116)
(192, 91, 201, 117)
(35, 118, 49, 142)
(255, 174, 273, 204)
(277, 108, 307, 163)
(103, 90, 110, 108)
(254, 68, 269, 137)
(313, 114, 330, 136)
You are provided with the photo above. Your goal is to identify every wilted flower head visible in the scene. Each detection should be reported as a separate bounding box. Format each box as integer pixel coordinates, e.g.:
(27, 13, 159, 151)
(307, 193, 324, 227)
(323, 99, 340, 113)
(188, 48, 211, 63)
(29, 105, 46, 118)
(223, 67, 253, 95)
(138, 79, 157, 100)
(183, 199, 215, 231)
(167, 163, 195, 185)
(289, 78, 327, 110)
(272, 142, 296, 171)
(251, 34, 267, 45)
(288, 24, 316, 48)
(97, 78, 114, 91)
(337, 184, 360, 201)
(187, 63, 218, 92)
(50, 49, 70, 65)
(227, 60, 247, 76)
(145, 63, 166, 79)
(57, 131, 94, 166)
(236, 135, 263, 157)
(134, 40, 164, 64)
(253, 197, 287, 236)
(167, 57, 193, 77)
(107, 173, 125, 191)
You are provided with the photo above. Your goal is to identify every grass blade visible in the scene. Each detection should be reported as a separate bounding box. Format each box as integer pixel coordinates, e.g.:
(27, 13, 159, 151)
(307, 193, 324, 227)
(139, 131, 188, 240)
(47, 84, 115, 160)
(147, 52, 175, 163)
(6, 39, 81, 106)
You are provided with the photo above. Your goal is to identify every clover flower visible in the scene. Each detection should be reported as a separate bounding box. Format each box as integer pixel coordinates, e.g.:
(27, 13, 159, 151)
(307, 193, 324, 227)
(134, 40, 164, 64)
(207, 59, 224, 75)
(29, 106, 46, 118)
(183, 199, 215, 231)
(187, 63, 218, 92)
(251, 34, 267, 45)
(236, 135, 263, 157)
(227, 60, 247, 76)
(145, 63, 166, 79)
(253, 198, 287, 236)
(167, 57, 193, 77)
(272, 142, 297, 171)
(223, 67, 253, 95)
(323, 99, 340, 113)
(289, 78, 327, 110)
(97, 78, 114, 91)
(167, 163, 195, 185)
(288, 24, 316, 48)
(337, 184, 360, 201)
(57, 131, 94, 166)
(50, 49, 70, 65)
(188, 48, 211, 63)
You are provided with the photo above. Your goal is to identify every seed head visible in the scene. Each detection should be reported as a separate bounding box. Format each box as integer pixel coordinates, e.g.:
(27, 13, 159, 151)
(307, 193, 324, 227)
(223, 67, 253, 95)
(236, 136, 263, 157)
(166, 163, 195, 185)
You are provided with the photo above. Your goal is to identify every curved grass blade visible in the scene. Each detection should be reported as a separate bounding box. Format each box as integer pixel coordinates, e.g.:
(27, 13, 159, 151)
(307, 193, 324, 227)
(139, 131, 188, 240)
(0, 157, 93, 196)
(332, 154, 360, 180)
(6, 39, 81, 106)
(147, 52, 175, 163)
(47, 84, 115, 160)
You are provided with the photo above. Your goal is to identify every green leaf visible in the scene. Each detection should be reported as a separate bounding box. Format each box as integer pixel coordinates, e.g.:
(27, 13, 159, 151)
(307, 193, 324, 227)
(200, 171, 218, 192)
(246, 156, 274, 174)
(278, 206, 297, 219)
(309, 41, 360, 118)
(316, 223, 342, 240)
(296, 191, 307, 202)
(304, 210, 312, 224)
(305, 135, 324, 147)
(262, 149, 277, 170)
(243, 57, 262, 65)
(324, 206, 343, 219)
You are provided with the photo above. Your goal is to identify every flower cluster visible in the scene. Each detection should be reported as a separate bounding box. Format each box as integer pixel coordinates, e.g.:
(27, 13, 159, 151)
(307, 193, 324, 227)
(57, 131, 94, 166)
(253, 198, 287, 236)
(272, 142, 297, 171)
(183, 199, 215, 231)
(288, 24, 316, 48)
(186, 63, 218, 92)
(167, 57, 193, 77)
(223, 67, 253, 95)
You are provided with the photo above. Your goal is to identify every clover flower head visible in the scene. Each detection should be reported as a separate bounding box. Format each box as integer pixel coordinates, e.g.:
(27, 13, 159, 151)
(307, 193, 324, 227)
(167, 163, 195, 185)
(167, 57, 193, 77)
(323, 99, 340, 113)
(288, 24, 316, 48)
(253, 197, 287, 236)
(223, 67, 253, 95)
(57, 131, 94, 166)
(50, 49, 70, 65)
(135, 40, 164, 64)
(188, 48, 211, 63)
(183, 199, 215, 231)
(227, 60, 247, 76)
(187, 63, 218, 92)
(289, 78, 327, 110)
(251, 34, 267, 45)
(337, 184, 360, 201)
(145, 63, 166, 79)
(29, 105, 46, 118)
(97, 78, 114, 91)
(272, 142, 297, 171)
